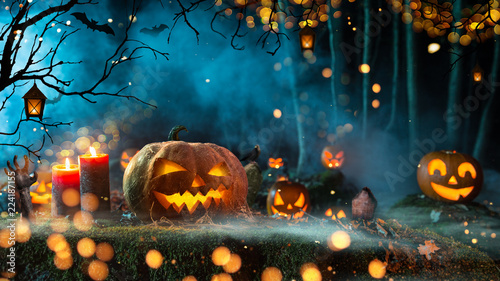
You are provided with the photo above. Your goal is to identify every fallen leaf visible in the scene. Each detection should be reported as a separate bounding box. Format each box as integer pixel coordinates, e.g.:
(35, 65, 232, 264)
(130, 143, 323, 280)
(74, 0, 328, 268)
(418, 240, 440, 260)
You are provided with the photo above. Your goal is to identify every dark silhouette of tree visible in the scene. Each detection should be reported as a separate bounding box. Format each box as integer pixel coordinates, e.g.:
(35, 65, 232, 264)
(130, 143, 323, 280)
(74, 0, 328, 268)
(0, 0, 168, 159)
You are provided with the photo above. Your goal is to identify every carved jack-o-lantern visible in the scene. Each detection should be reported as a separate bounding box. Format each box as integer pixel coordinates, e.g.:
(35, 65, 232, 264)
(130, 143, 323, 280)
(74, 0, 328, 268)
(324, 207, 347, 220)
(267, 181, 310, 218)
(30, 181, 52, 212)
(123, 126, 248, 221)
(268, 158, 284, 169)
(120, 148, 139, 171)
(321, 145, 344, 169)
(417, 151, 483, 203)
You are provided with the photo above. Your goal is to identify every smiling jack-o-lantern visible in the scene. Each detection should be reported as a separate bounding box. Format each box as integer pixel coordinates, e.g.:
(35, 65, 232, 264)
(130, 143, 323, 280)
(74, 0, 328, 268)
(123, 126, 248, 221)
(268, 158, 284, 169)
(417, 151, 483, 203)
(267, 181, 310, 218)
(321, 145, 344, 169)
(30, 181, 52, 212)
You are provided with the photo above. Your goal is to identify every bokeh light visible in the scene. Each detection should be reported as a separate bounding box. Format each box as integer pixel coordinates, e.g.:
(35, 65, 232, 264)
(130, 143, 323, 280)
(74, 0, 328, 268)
(359, 64, 370, 73)
(146, 249, 164, 269)
(300, 262, 322, 281)
(88, 260, 109, 281)
(73, 211, 94, 232)
(261, 267, 283, 281)
(368, 259, 386, 279)
(211, 273, 232, 281)
(96, 242, 114, 262)
(212, 246, 231, 266)
(77, 237, 96, 258)
(328, 230, 351, 251)
(222, 253, 242, 273)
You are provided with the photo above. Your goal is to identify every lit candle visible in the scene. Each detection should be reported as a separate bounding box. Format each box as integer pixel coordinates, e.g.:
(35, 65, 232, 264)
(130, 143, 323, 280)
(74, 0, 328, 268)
(79, 147, 110, 219)
(52, 158, 80, 217)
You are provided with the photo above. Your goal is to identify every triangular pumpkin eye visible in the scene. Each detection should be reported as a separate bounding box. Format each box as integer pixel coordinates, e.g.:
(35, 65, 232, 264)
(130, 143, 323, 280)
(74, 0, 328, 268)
(335, 151, 344, 159)
(208, 162, 230, 176)
(274, 191, 285, 206)
(294, 193, 305, 207)
(153, 159, 187, 177)
(324, 151, 333, 159)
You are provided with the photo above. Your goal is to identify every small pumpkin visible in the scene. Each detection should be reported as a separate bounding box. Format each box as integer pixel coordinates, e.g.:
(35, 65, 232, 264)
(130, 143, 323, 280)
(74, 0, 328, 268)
(268, 158, 284, 169)
(120, 148, 139, 171)
(30, 181, 52, 212)
(267, 181, 310, 218)
(123, 126, 248, 221)
(417, 150, 483, 203)
(324, 206, 348, 220)
(321, 145, 344, 169)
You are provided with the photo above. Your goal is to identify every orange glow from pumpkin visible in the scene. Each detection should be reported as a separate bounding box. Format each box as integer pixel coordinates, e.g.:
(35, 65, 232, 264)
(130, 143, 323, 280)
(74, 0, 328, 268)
(273, 192, 285, 206)
(458, 162, 477, 178)
(427, 159, 447, 176)
(208, 162, 230, 176)
(430, 183, 474, 201)
(368, 259, 387, 279)
(328, 230, 351, 251)
(322, 150, 344, 169)
(268, 158, 284, 169)
(153, 159, 187, 177)
(153, 186, 225, 214)
(31, 181, 52, 205)
(294, 193, 305, 207)
(325, 208, 333, 217)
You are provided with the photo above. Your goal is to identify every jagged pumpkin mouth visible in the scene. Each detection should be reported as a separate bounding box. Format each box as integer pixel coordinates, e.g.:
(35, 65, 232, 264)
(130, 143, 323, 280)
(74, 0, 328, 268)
(270, 204, 308, 218)
(153, 184, 228, 214)
(430, 182, 474, 201)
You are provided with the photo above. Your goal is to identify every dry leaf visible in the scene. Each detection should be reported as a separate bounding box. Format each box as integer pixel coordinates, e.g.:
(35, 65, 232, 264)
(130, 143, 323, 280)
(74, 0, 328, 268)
(418, 240, 440, 260)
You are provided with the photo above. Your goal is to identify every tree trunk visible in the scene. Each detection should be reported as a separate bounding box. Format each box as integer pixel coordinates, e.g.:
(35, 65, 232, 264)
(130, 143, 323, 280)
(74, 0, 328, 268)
(281, 1, 306, 176)
(473, 38, 500, 162)
(385, 10, 399, 132)
(327, 8, 340, 128)
(405, 1, 418, 152)
(446, 0, 463, 149)
(361, 0, 370, 139)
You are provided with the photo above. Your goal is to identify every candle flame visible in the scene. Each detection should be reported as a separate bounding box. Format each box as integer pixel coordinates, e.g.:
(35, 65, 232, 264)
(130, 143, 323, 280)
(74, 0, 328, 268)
(90, 147, 97, 157)
(65, 158, 70, 169)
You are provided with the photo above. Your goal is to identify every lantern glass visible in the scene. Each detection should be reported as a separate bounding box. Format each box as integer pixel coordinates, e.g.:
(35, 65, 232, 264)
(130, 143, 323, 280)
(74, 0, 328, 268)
(301, 35, 313, 49)
(473, 72, 482, 82)
(27, 99, 43, 115)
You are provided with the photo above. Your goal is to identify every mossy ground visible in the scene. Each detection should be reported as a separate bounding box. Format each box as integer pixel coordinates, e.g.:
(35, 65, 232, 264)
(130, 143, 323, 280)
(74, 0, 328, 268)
(0, 212, 499, 281)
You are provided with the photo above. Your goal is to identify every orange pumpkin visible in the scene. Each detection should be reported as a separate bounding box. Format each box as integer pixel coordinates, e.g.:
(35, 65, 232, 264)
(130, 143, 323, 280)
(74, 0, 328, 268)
(267, 181, 310, 218)
(324, 207, 347, 220)
(120, 148, 139, 171)
(417, 150, 483, 203)
(123, 126, 248, 221)
(321, 145, 344, 169)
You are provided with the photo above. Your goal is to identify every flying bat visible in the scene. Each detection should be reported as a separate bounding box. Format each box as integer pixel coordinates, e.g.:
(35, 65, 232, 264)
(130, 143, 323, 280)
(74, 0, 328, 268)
(71, 12, 115, 36)
(140, 24, 169, 37)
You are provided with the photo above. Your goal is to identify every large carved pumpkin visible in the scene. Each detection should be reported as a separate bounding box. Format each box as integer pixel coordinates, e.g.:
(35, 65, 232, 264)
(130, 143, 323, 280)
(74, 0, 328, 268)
(267, 181, 310, 218)
(123, 126, 248, 221)
(417, 150, 483, 203)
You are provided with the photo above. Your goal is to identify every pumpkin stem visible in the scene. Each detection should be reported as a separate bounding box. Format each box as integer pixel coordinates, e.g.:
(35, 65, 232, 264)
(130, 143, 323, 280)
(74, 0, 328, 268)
(168, 125, 188, 141)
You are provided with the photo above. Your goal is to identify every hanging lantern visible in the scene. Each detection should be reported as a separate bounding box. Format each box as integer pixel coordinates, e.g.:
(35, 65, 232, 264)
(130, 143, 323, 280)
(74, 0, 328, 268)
(23, 83, 47, 120)
(472, 63, 483, 83)
(299, 25, 316, 53)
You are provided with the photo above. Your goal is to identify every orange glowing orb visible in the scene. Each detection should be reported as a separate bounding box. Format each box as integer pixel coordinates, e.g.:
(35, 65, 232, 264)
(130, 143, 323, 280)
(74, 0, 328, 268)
(73, 211, 94, 232)
(212, 246, 231, 266)
(182, 276, 197, 281)
(96, 242, 114, 262)
(81, 193, 99, 212)
(328, 230, 351, 251)
(77, 237, 96, 258)
(222, 253, 242, 273)
(62, 188, 80, 207)
(88, 260, 109, 281)
(261, 267, 283, 281)
(146, 249, 164, 269)
(54, 255, 73, 270)
(211, 273, 232, 281)
(16, 219, 31, 243)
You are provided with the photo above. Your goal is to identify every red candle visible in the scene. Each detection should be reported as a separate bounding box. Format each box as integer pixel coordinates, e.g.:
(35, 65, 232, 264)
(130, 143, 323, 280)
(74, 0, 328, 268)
(52, 158, 80, 217)
(79, 147, 110, 219)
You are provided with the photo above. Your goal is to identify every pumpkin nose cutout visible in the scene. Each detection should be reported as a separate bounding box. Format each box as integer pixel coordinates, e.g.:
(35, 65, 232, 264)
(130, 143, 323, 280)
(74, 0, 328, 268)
(287, 204, 293, 210)
(448, 175, 458, 185)
(192, 175, 205, 187)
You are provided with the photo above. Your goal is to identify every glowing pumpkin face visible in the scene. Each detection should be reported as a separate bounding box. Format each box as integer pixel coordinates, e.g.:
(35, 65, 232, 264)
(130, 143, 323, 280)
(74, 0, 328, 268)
(120, 148, 139, 171)
(417, 151, 483, 203)
(268, 158, 284, 169)
(321, 145, 344, 169)
(123, 126, 248, 221)
(30, 181, 52, 212)
(324, 207, 347, 220)
(267, 181, 310, 218)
